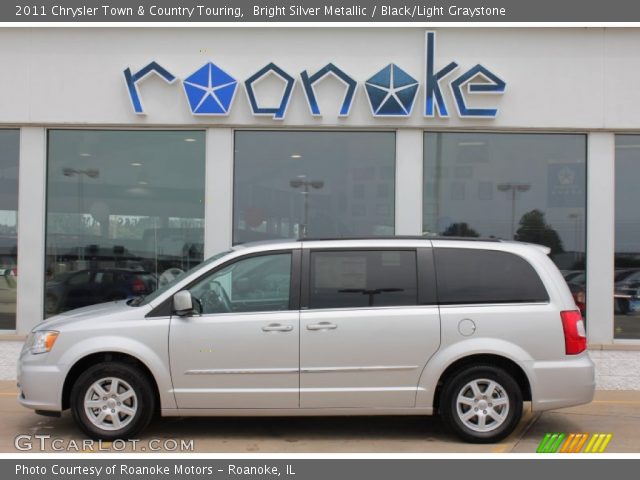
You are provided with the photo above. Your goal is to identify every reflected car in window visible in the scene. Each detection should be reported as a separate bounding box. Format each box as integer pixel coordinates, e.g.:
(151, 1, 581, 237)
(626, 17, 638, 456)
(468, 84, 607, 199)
(561, 270, 586, 316)
(45, 269, 157, 315)
(614, 269, 640, 314)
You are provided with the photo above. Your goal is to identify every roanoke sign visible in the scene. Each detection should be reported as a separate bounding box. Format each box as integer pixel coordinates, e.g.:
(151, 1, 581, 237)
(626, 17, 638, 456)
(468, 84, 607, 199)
(123, 31, 506, 119)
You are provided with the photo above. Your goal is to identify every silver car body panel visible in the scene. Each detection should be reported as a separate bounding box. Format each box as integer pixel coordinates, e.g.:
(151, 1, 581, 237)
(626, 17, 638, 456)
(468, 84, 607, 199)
(300, 306, 440, 408)
(17, 238, 595, 417)
(169, 310, 300, 409)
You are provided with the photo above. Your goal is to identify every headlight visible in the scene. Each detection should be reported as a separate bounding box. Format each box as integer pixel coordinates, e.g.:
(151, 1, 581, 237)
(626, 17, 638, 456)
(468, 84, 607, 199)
(29, 331, 59, 354)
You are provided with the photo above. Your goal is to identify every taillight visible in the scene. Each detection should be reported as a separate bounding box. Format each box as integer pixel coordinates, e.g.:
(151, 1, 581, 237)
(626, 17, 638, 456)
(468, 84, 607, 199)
(131, 277, 146, 294)
(561, 310, 587, 355)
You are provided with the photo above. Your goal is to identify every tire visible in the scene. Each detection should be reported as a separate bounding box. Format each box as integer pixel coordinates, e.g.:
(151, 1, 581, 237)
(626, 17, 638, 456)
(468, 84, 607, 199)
(70, 362, 155, 440)
(440, 365, 523, 443)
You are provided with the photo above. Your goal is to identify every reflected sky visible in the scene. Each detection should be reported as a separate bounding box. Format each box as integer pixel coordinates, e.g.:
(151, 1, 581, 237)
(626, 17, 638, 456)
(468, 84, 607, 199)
(423, 132, 587, 263)
(234, 131, 396, 243)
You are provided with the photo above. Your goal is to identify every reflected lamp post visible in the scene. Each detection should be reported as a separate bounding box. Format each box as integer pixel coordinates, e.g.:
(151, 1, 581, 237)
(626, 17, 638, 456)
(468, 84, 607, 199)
(497, 182, 531, 240)
(568, 212, 581, 252)
(289, 175, 324, 238)
(63, 168, 100, 261)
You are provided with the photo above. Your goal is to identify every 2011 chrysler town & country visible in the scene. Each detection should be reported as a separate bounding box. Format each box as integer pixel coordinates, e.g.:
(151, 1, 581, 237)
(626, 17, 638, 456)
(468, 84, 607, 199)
(17, 237, 595, 443)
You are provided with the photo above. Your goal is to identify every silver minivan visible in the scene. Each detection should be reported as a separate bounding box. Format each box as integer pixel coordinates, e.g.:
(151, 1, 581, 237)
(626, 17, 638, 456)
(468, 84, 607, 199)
(17, 238, 595, 443)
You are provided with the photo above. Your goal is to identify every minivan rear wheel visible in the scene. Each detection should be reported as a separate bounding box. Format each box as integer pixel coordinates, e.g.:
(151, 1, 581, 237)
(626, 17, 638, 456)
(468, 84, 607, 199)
(70, 362, 155, 440)
(441, 365, 522, 443)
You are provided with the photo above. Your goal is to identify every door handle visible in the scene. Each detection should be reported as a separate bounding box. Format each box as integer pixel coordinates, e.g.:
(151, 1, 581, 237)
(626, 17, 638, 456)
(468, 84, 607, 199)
(262, 323, 293, 332)
(306, 322, 338, 331)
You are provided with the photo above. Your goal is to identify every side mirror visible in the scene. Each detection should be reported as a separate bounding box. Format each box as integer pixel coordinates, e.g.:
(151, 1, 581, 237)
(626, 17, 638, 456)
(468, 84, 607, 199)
(173, 291, 194, 316)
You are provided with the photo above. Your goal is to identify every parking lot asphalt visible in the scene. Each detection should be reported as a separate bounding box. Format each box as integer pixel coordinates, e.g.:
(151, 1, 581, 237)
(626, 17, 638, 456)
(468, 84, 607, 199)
(1, 382, 640, 454)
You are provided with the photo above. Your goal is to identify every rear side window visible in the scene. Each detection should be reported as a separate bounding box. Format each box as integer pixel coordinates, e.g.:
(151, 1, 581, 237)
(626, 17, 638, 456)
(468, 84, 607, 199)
(434, 248, 549, 305)
(309, 250, 417, 309)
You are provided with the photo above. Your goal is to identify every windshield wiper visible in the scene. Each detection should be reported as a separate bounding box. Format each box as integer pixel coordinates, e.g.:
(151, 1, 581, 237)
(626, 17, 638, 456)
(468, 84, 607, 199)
(127, 296, 145, 307)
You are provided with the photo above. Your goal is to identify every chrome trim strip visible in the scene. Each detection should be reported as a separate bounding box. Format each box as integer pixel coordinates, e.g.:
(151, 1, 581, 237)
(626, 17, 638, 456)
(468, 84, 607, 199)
(300, 365, 417, 373)
(438, 302, 550, 308)
(301, 305, 438, 312)
(185, 365, 417, 375)
(163, 407, 434, 417)
(185, 368, 298, 375)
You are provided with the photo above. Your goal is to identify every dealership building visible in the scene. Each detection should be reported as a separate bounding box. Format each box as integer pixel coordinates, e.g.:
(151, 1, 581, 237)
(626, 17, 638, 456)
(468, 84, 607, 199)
(0, 27, 639, 387)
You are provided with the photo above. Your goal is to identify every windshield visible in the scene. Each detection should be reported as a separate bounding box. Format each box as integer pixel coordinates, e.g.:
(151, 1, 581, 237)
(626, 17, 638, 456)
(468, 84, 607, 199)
(131, 250, 233, 306)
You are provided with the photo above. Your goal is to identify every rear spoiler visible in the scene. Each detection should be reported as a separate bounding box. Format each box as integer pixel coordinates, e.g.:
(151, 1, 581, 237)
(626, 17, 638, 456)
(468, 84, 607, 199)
(499, 240, 551, 255)
(525, 243, 551, 255)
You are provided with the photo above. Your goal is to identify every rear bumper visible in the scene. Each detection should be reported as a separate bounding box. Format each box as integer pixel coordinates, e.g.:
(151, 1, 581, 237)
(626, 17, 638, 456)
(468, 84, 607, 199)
(529, 352, 595, 411)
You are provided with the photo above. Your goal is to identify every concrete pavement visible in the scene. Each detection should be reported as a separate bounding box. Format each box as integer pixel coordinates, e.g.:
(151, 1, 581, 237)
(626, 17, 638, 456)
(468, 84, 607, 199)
(1, 382, 640, 453)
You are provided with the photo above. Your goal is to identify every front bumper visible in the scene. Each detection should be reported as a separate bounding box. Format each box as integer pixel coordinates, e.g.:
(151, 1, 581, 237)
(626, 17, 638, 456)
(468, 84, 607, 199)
(17, 350, 65, 412)
(529, 352, 595, 411)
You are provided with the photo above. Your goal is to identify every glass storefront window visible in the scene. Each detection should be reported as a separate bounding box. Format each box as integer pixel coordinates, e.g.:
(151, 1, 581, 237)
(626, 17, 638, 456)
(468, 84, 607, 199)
(423, 132, 587, 315)
(233, 131, 396, 243)
(0, 130, 19, 330)
(615, 135, 640, 339)
(45, 130, 205, 317)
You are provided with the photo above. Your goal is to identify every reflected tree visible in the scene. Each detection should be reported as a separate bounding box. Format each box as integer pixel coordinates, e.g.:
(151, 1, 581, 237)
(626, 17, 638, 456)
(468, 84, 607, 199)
(516, 209, 564, 255)
(441, 222, 480, 238)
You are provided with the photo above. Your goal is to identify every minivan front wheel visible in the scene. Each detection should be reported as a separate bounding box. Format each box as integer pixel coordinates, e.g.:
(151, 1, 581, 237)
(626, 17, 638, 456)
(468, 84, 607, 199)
(70, 362, 155, 440)
(441, 365, 522, 443)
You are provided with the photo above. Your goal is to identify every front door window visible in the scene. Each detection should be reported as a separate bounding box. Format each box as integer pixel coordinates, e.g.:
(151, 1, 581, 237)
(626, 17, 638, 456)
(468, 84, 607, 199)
(189, 253, 292, 314)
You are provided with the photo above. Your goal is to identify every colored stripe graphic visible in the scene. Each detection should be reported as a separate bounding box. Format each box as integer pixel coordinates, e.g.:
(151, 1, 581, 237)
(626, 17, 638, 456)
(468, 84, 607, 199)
(598, 434, 613, 453)
(537, 433, 612, 453)
(536, 433, 565, 453)
(584, 433, 613, 453)
(536, 433, 553, 453)
(574, 433, 589, 453)
(549, 433, 566, 452)
(559, 433, 575, 453)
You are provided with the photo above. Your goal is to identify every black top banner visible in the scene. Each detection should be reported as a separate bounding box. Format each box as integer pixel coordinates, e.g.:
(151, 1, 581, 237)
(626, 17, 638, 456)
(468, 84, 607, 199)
(3, 0, 640, 22)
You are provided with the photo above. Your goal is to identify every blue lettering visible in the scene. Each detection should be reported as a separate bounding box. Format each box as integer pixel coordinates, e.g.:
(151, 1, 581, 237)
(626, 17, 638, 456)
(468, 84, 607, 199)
(244, 63, 295, 120)
(123, 33, 506, 119)
(123, 61, 176, 115)
(425, 31, 457, 117)
(301, 63, 357, 117)
(450, 64, 506, 117)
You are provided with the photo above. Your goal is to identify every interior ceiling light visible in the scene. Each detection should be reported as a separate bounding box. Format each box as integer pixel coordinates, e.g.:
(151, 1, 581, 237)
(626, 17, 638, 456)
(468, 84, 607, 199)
(616, 144, 640, 149)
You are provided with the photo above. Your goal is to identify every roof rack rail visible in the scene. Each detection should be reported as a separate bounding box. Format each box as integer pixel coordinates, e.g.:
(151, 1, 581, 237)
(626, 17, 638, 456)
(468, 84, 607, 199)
(429, 236, 502, 242)
(297, 235, 502, 242)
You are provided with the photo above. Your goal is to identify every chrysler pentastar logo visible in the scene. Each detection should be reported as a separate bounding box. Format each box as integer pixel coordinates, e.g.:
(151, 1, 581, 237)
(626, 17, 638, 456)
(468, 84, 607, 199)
(365, 63, 419, 116)
(182, 62, 238, 115)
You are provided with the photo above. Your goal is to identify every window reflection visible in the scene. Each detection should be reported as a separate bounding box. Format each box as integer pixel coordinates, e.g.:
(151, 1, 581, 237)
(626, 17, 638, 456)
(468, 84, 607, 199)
(233, 131, 396, 243)
(45, 130, 205, 317)
(615, 135, 640, 339)
(423, 132, 587, 315)
(0, 130, 19, 330)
